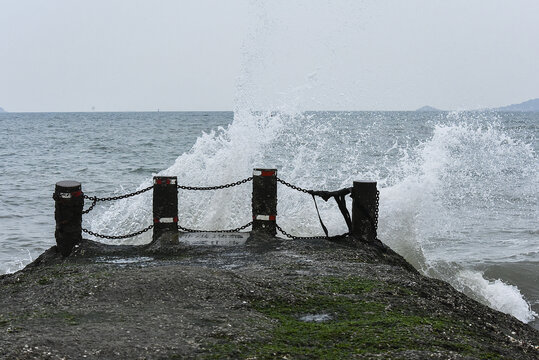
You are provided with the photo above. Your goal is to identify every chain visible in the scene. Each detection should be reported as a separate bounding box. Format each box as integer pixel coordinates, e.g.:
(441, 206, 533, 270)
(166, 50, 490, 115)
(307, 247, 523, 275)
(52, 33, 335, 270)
(276, 223, 336, 240)
(83, 185, 154, 203)
(177, 177, 253, 191)
(82, 196, 97, 214)
(374, 189, 380, 236)
(177, 221, 252, 233)
(275, 179, 317, 238)
(276, 177, 313, 194)
(81, 224, 154, 240)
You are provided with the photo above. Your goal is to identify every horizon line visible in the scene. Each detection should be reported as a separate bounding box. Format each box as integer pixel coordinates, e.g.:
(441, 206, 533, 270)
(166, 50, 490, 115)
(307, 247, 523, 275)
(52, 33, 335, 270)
(2, 109, 536, 114)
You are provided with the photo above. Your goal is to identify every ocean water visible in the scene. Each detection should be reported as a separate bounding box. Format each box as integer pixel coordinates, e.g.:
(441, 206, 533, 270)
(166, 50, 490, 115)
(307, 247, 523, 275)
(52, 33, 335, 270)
(0, 110, 537, 329)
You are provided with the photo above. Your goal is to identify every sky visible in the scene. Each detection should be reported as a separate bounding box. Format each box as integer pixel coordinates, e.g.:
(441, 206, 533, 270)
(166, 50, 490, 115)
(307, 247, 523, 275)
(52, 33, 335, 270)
(1, 0, 538, 112)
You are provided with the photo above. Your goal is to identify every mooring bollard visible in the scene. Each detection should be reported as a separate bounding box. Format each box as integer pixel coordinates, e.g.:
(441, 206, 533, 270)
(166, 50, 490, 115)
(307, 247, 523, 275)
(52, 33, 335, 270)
(351, 181, 378, 242)
(252, 168, 277, 236)
(53, 180, 83, 256)
(153, 176, 178, 241)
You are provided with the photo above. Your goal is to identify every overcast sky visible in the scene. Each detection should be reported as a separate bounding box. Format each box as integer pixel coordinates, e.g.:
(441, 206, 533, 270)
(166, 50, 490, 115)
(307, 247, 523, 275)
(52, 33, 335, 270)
(1, 0, 538, 112)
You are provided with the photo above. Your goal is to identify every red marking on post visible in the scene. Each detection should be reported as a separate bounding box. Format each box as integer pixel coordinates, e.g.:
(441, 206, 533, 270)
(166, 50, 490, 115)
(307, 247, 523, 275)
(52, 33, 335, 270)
(71, 191, 82, 197)
(173, 216, 178, 223)
(166, 179, 170, 185)
(253, 215, 276, 221)
(154, 218, 159, 224)
(261, 170, 275, 177)
(156, 179, 162, 185)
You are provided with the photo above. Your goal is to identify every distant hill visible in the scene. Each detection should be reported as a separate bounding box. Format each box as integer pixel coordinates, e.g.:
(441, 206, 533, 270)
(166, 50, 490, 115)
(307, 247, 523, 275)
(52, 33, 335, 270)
(415, 105, 442, 112)
(494, 98, 539, 112)
(0, 107, 5, 112)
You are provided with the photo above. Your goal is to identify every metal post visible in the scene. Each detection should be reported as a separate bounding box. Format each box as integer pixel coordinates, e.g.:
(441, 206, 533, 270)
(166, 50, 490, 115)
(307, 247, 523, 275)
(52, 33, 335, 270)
(351, 181, 378, 242)
(153, 176, 178, 241)
(252, 168, 277, 236)
(53, 181, 83, 256)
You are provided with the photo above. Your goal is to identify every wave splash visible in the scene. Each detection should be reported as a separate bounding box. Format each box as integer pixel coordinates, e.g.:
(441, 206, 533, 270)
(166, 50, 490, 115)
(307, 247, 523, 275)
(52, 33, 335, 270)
(89, 110, 288, 240)
(91, 111, 537, 324)
(455, 269, 536, 323)
(380, 115, 537, 323)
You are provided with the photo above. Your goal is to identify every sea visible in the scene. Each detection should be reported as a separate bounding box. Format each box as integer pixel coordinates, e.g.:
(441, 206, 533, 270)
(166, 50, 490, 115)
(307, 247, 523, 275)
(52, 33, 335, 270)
(0, 110, 537, 329)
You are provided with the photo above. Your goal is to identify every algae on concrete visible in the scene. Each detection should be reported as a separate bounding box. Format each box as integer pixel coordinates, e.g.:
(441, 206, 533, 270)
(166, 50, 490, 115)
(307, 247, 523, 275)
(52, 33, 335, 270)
(0, 236, 537, 359)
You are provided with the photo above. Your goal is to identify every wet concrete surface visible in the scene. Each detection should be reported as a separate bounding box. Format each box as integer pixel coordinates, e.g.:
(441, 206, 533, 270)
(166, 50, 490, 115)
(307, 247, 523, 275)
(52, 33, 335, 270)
(0, 233, 537, 359)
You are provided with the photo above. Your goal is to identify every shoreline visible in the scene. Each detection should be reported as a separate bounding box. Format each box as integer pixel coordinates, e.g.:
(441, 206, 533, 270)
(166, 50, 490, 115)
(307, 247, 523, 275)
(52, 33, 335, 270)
(1, 234, 538, 359)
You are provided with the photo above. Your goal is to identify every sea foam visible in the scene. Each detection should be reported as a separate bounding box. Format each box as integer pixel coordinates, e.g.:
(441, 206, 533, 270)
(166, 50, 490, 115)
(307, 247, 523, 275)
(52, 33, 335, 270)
(90, 111, 537, 326)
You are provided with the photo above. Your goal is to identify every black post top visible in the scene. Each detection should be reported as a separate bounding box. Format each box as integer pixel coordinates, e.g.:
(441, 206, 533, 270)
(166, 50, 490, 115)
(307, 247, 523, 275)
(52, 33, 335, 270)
(55, 180, 81, 191)
(253, 168, 277, 176)
(153, 176, 177, 185)
(353, 180, 377, 185)
(352, 181, 377, 195)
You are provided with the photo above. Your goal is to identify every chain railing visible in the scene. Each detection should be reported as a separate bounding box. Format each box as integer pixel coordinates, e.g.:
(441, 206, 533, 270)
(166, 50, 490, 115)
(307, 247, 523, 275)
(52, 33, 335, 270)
(276, 177, 313, 194)
(80, 177, 254, 240)
(275, 177, 380, 241)
(276, 177, 350, 240)
(275, 224, 337, 240)
(84, 185, 155, 203)
(177, 221, 253, 233)
(374, 190, 380, 235)
(276, 189, 380, 241)
(177, 176, 253, 191)
(79, 185, 155, 239)
(82, 185, 154, 215)
(53, 171, 381, 259)
(276, 177, 320, 239)
(174, 176, 253, 235)
(82, 225, 155, 240)
(57, 172, 378, 246)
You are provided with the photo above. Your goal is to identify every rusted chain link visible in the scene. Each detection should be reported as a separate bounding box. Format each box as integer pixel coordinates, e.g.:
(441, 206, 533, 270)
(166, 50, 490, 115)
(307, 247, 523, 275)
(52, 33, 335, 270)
(177, 221, 252, 233)
(177, 177, 253, 191)
(81, 224, 154, 239)
(276, 177, 313, 194)
(82, 196, 97, 214)
(374, 190, 380, 235)
(276, 223, 344, 240)
(83, 185, 154, 203)
(81, 185, 154, 215)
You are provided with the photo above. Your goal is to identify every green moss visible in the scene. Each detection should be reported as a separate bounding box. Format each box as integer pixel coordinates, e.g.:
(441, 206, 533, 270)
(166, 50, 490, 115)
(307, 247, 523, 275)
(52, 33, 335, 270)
(0, 316, 9, 327)
(243, 298, 460, 358)
(204, 276, 496, 359)
(481, 353, 504, 360)
(37, 276, 52, 285)
(306, 276, 380, 295)
(59, 312, 79, 326)
(16, 310, 81, 326)
(303, 276, 416, 299)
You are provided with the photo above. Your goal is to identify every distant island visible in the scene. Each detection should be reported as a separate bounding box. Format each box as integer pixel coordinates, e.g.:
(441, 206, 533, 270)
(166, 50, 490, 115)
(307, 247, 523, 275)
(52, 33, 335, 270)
(494, 98, 539, 112)
(414, 98, 539, 112)
(415, 105, 442, 112)
(0, 107, 5, 113)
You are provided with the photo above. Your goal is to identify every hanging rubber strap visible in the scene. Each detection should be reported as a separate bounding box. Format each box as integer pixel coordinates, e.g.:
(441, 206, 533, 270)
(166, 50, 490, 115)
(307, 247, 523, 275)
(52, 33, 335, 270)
(311, 194, 329, 237)
(334, 192, 353, 233)
(310, 187, 353, 237)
